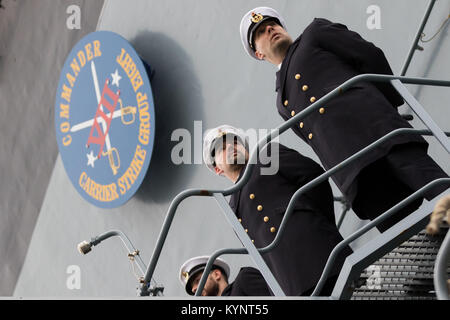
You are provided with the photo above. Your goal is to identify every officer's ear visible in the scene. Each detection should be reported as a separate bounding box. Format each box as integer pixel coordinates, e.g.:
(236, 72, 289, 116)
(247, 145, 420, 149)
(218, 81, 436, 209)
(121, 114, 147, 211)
(255, 50, 265, 61)
(214, 166, 224, 176)
(211, 269, 222, 281)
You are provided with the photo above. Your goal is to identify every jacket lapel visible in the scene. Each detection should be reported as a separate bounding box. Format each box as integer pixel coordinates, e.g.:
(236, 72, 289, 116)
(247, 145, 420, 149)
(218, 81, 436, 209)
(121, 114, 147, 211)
(276, 35, 302, 94)
(229, 191, 240, 212)
(229, 167, 246, 212)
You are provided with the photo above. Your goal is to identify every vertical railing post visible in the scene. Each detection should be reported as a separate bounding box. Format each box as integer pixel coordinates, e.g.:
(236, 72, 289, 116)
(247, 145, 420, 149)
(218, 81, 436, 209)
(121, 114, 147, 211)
(400, 0, 436, 76)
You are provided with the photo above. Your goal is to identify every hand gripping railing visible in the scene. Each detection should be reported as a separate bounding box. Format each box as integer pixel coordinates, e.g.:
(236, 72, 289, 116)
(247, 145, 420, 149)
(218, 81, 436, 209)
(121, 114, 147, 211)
(139, 73, 450, 296)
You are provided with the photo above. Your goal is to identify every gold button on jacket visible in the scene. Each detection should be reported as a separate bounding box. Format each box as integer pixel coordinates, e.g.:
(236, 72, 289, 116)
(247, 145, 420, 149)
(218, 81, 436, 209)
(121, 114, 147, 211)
(257, 205, 263, 211)
(302, 85, 309, 91)
(295, 74, 301, 80)
(284, 100, 289, 106)
(308, 133, 313, 140)
(249, 194, 255, 200)
(228, 143, 353, 296)
(310, 96, 316, 103)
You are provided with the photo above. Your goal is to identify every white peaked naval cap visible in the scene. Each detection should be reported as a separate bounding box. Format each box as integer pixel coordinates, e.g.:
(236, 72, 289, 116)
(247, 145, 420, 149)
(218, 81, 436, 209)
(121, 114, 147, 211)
(203, 125, 248, 173)
(240, 7, 287, 60)
(179, 255, 230, 295)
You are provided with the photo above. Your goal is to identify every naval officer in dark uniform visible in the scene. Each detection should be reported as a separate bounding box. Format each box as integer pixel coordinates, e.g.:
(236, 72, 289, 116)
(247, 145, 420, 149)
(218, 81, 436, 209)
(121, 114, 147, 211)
(179, 256, 271, 296)
(203, 125, 353, 296)
(239, 7, 449, 232)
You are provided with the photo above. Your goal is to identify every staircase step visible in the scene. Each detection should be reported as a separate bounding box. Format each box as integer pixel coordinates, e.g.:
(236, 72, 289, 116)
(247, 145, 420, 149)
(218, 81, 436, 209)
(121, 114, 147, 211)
(359, 272, 437, 280)
(380, 253, 438, 261)
(397, 242, 443, 249)
(389, 247, 441, 255)
(351, 291, 436, 300)
(350, 226, 449, 300)
(372, 260, 437, 267)
(361, 265, 450, 273)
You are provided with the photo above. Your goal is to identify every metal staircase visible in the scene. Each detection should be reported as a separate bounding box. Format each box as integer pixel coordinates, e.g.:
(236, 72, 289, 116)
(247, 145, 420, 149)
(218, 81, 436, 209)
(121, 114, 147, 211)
(137, 74, 450, 298)
(78, 75, 450, 299)
(78, 0, 450, 299)
(80, 75, 450, 298)
(351, 226, 449, 300)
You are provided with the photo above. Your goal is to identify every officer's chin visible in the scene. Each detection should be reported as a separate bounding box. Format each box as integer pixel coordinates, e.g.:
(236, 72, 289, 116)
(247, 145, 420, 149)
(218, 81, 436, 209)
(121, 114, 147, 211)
(273, 37, 292, 55)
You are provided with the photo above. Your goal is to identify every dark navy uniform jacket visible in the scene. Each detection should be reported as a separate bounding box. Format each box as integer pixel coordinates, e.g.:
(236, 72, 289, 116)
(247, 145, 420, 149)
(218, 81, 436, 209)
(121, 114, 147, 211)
(221, 267, 271, 296)
(275, 18, 426, 205)
(229, 143, 352, 295)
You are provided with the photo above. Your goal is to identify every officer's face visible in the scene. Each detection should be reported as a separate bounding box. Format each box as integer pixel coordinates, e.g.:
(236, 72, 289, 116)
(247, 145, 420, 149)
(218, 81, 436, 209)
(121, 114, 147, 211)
(213, 136, 248, 175)
(190, 272, 220, 296)
(253, 20, 292, 62)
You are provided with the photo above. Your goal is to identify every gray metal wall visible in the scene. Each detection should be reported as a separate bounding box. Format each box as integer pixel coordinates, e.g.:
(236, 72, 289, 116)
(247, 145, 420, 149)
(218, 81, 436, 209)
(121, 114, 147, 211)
(0, 0, 104, 296)
(12, 0, 450, 297)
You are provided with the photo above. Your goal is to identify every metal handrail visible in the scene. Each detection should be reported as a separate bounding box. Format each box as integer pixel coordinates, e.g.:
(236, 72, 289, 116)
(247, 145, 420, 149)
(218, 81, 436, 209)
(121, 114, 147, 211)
(434, 226, 450, 300)
(400, 0, 436, 76)
(89, 230, 148, 275)
(140, 73, 450, 296)
(196, 181, 449, 297)
(311, 179, 449, 296)
(256, 130, 449, 257)
(80, 230, 162, 295)
(196, 134, 449, 296)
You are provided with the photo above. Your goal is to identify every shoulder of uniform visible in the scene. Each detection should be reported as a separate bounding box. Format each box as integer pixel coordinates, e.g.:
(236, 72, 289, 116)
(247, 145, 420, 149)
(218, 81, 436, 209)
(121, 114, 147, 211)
(297, 18, 328, 40)
(308, 17, 334, 32)
(236, 267, 260, 280)
(259, 142, 287, 159)
(312, 17, 333, 25)
(241, 266, 262, 274)
(276, 143, 298, 156)
(312, 17, 350, 32)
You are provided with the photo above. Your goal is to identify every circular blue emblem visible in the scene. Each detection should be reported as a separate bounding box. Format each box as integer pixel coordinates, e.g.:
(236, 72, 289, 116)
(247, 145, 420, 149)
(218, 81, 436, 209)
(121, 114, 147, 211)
(55, 31, 155, 208)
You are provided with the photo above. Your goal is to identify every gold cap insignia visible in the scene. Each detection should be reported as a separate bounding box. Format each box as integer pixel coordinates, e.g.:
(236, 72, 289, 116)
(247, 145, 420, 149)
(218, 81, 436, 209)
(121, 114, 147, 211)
(182, 271, 189, 280)
(251, 12, 263, 24)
